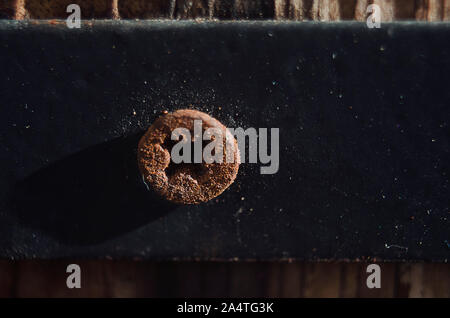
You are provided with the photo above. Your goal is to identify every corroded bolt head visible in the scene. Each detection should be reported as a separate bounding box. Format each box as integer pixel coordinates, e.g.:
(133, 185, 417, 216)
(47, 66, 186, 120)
(137, 109, 240, 204)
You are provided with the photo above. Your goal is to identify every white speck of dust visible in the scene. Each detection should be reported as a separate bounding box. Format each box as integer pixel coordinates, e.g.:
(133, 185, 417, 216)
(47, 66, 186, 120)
(235, 207, 244, 243)
(385, 243, 408, 252)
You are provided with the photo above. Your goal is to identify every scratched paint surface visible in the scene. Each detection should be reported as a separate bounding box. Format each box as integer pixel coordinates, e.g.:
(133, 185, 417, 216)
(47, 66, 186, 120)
(0, 21, 448, 260)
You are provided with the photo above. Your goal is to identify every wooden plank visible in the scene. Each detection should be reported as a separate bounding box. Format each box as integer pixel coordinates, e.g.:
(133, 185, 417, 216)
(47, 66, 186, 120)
(174, 262, 203, 297)
(0, 261, 15, 297)
(229, 262, 267, 297)
(415, 0, 429, 20)
(13, 261, 64, 297)
(422, 264, 450, 297)
(174, 0, 211, 19)
(394, 0, 416, 19)
(264, 262, 281, 297)
(415, 0, 445, 21)
(232, 0, 275, 19)
(130, 261, 158, 297)
(0, 0, 26, 19)
(427, 0, 445, 21)
(200, 262, 230, 297)
(338, 263, 360, 297)
(101, 261, 143, 298)
(445, 0, 450, 20)
(274, 0, 288, 19)
(111, 0, 119, 19)
(398, 263, 424, 297)
(311, 0, 341, 21)
(24, 0, 114, 19)
(355, 0, 371, 21)
(118, 0, 174, 19)
(339, 0, 358, 20)
(0, 1, 16, 19)
(279, 262, 303, 297)
(373, 0, 394, 21)
(287, 0, 309, 20)
(399, 263, 450, 298)
(152, 262, 180, 297)
(1, 0, 450, 20)
(302, 263, 341, 298)
(15, 0, 26, 19)
(0, 261, 449, 297)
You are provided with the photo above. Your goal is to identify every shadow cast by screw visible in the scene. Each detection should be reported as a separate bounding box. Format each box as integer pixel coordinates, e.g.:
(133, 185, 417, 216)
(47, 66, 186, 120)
(10, 132, 177, 246)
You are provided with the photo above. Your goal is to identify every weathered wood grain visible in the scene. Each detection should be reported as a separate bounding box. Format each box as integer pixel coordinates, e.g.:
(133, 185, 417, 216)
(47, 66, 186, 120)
(338, 263, 360, 297)
(302, 263, 341, 297)
(0, 261, 15, 297)
(24, 0, 114, 19)
(279, 263, 303, 297)
(1, 0, 450, 21)
(0, 261, 448, 297)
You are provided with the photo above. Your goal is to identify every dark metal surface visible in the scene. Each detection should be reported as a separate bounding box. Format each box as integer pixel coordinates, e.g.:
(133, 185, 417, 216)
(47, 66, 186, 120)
(0, 21, 449, 260)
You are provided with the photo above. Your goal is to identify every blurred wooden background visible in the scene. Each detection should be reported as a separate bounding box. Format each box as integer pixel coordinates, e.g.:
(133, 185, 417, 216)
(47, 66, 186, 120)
(1, 0, 449, 299)
(1, 0, 450, 21)
(0, 261, 448, 297)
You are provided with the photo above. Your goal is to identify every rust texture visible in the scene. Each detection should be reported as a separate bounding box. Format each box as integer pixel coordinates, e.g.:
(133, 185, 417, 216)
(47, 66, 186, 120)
(1, 0, 449, 21)
(138, 109, 240, 205)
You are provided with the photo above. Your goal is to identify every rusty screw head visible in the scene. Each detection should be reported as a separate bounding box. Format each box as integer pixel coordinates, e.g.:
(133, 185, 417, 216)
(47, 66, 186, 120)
(138, 109, 240, 204)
